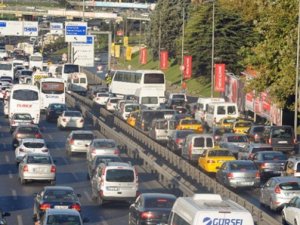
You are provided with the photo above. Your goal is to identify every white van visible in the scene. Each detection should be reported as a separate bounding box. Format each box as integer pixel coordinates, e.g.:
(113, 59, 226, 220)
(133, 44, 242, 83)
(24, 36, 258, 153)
(205, 102, 239, 128)
(91, 162, 139, 205)
(61, 63, 80, 82)
(194, 97, 225, 121)
(67, 72, 88, 95)
(134, 87, 162, 109)
(29, 52, 43, 70)
(168, 194, 254, 225)
(0, 61, 14, 80)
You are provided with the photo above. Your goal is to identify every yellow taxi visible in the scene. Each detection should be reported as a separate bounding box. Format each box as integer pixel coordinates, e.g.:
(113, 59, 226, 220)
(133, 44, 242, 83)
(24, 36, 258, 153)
(176, 117, 203, 133)
(198, 148, 236, 173)
(218, 117, 237, 128)
(232, 120, 253, 134)
(126, 110, 139, 127)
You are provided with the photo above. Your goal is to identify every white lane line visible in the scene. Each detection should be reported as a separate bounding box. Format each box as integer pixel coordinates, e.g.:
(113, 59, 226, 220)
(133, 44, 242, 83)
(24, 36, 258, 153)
(8, 170, 13, 179)
(100, 216, 109, 225)
(72, 172, 79, 181)
(84, 190, 92, 203)
(5, 154, 9, 163)
(12, 189, 17, 200)
(17, 215, 23, 225)
(48, 135, 53, 140)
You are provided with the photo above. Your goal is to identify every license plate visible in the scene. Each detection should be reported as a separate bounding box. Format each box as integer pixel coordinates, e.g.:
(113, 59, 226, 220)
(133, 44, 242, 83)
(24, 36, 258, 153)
(54, 205, 69, 209)
(108, 187, 119, 191)
(278, 141, 288, 144)
(33, 168, 47, 173)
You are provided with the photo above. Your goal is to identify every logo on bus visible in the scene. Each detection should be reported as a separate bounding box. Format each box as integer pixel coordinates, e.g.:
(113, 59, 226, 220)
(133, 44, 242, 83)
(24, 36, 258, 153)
(203, 217, 243, 225)
(17, 104, 32, 108)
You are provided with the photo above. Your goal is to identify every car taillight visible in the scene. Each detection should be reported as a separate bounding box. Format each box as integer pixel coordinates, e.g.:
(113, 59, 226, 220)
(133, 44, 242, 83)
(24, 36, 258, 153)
(268, 138, 272, 144)
(79, 118, 84, 123)
(71, 203, 81, 211)
(39, 203, 51, 211)
(207, 160, 215, 163)
(227, 173, 234, 179)
(23, 165, 28, 172)
(255, 172, 260, 179)
(140, 212, 156, 219)
(19, 148, 24, 152)
(91, 148, 96, 155)
(69, 139, 74, 145)
(35, 133, 42, 138)
(16, 133, 21, 138)
(114, 149, 120, 155)
(62, 118, 66, 122)
(274, 185, 281, 194)
(50, 166, 56, 173)
(260, 163, 267, 169)
(175, 138, 181, 144)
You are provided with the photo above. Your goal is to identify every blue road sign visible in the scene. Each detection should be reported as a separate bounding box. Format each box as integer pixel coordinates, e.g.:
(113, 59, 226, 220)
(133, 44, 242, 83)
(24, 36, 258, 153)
(66, 26, 86, 36)
(0, 22, 6, 27)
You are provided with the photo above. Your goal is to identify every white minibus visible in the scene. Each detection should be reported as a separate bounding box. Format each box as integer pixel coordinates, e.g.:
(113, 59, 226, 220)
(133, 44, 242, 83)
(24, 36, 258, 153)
(205, 102, 239, 128)
(134, 87, 161, 109)
(29, 52, 43, 70)
(0, 61, 14, 80)
(168, 194, 254, 225)
(40, 78, 65, 110)
(67, 72, 88, 95)
(8, 84, 40, 124)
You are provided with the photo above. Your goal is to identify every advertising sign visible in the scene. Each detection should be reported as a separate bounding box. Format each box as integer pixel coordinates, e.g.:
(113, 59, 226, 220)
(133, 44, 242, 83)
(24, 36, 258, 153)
(183, 55, 192, 79)
(123, 36, 128, 47)
(0, 21, 22, 36)
(160, 50, 168, 70)
(139, 48, 147, 64)
(114, 45, 120, 58)
(214, 64, 225, 92)
(50, 23, 64, 35)
(23, 21, 38, 36)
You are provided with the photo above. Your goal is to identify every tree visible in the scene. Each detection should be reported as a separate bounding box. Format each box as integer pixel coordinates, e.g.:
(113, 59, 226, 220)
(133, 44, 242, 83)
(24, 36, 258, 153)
(148, 0, 190, 60)
(183, 2, 255, 77)
(242, 0, 298, 109)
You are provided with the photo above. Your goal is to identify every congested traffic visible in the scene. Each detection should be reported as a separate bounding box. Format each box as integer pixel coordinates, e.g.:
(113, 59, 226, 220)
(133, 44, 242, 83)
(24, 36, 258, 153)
(0, 38, 299, 225)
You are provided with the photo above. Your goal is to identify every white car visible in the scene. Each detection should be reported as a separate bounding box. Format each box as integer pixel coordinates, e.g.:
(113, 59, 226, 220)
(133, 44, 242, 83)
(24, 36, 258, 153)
(15, 138, 48, 163)
(105, 97, 122, 112)
(282, 196, 300, 225)
(93, 92, 110, 105)
(87, 139, 119, 162)
(57, 110, 84, 129)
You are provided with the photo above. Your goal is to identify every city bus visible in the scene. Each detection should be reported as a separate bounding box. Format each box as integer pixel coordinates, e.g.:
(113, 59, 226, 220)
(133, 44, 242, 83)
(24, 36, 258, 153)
(8, 84, 40, 124)
(40, 77, 65, 110)
(109, 70, 166, 103)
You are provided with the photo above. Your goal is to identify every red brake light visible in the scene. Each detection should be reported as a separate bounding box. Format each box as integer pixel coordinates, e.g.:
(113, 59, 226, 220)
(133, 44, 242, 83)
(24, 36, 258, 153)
(227, 173, 234, 179)
(42, 149, 48, 153)
(50, 166, 56, 173)
(260, 163, 267, 169)
(69, 139, 74, 145)
(71, 203, 81, 211)
(23, 165, 28, 172)
(114, 149, 120, 155)
(274, 185, 281, 194)
(268, 138, 272, 144)
(175, 138, 181, 144)
(40, 203, 51, 211)
(79, 118, 84, 123)
(140, 212, 156, 219)
(255, 171, 260, 179)
(35, 133, 42, 138)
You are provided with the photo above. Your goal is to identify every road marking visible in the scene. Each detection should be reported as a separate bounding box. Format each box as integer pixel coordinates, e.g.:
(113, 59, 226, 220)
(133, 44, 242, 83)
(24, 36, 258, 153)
(100, 216, 109, 225)
(8, 170, 13, 179)
(84, 190, 92, 203)
(12, 189, 17, 200)
(5, 154, 9, 163)
(72, 172, 79, 181)
(17, 215, 23, 225)
(48, 135, 53, 140)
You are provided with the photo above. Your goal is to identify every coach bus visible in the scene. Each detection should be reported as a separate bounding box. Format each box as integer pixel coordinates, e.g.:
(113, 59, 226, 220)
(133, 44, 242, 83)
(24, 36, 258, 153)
(8, 84, 40, 124)
(40, 77, 65, 110)
(109, 70, 166, 103)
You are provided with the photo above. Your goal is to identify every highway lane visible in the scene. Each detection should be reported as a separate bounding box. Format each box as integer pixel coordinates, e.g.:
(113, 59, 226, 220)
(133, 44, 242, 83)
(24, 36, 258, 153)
(0, 103, 173, 225)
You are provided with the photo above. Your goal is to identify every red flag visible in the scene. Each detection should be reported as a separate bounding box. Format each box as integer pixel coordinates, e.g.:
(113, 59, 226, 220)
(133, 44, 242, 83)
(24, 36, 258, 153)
(139, 48, 147, 65)
(160, 51, 168, 70)
(183, 55, 192, 79)
(214, 64, 225, 92)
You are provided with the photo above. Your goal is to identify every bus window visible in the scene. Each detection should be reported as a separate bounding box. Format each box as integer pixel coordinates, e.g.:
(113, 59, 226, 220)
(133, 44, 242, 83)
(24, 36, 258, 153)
(144, 73, 164, 84)
(64, 64, 79, 74)
(12, 90, 38, 101)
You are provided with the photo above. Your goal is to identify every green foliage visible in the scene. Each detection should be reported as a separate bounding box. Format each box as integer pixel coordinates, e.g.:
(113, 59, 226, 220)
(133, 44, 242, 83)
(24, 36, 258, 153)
(242, 0, 298, 109)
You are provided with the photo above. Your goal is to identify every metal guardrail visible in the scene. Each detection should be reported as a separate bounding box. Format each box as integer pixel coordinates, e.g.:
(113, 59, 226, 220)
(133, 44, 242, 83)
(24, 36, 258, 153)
(67, 91, 281, 225)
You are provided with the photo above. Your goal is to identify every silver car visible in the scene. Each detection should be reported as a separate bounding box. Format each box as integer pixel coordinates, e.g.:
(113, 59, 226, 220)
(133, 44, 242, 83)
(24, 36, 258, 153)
(9, 113, 33, 133)
(260, 176, 300, 211)
(36, 209, 87, 225)
(18, 153, 56, 185)
(216, 160, 260, 189)
(15, 138, 48, 163)
(219, 133, 249, 157)
(65, 130, 94, 156)
(86, 139, 120, 162)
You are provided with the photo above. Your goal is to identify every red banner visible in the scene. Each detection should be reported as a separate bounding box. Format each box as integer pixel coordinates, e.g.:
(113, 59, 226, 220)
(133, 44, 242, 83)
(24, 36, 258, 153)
(139, 48, 147, 65)
(183, 55, 192, 79)
(160, 51, 168, 70)
(214, 64, 225, 92)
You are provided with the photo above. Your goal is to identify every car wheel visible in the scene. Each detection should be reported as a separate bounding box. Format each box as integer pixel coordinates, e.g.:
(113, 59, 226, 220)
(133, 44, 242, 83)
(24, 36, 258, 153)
(282, 212, 288, 225)
(97, 196, 103, 206)
(20, 177, 26, 185)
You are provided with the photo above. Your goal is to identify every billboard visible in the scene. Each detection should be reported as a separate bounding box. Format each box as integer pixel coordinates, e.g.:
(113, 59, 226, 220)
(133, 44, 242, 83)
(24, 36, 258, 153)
(160, 50, 168, 70)
(183, 55, 192, 79)
(214, 64, 225, 92)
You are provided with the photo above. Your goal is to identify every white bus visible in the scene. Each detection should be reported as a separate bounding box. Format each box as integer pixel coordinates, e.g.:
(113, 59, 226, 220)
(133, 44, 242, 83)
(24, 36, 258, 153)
(61, 63, 80, 82)
(40, 78, 65, 110)
(0, 61, 14, 80)
(8, 84, 40, 124)
(29, 52, 43, 70)
(109, 70, 166, 103)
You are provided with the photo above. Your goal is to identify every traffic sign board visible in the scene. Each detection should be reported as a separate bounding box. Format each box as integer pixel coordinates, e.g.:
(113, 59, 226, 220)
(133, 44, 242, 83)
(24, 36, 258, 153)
(72, 35, 94, 67)
(23, 21, 38, 36)
(50, 22, 63, 35)
(65, 21, 87, 42)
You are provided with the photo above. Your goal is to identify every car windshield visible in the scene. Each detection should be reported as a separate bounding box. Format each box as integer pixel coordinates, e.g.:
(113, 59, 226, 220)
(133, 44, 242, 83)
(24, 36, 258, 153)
(94, 141, 116, 148)
(64, 111, 81, 117)
(46, 215, 81, 225)
(73, 133, 93, 140)
(44, 189, 77, 202)
(14, 113, 32, 120)
(18, 127, 39, 133)
(279, 182, 300, 190)
(26, 155, 51, 164)
(23, 142, 45, 148)
(262, 153, 287, 160)
(95, 156, 122, 166)
(253, 127, 265, 132)
(229, 162, 256, 170)
(106, 169, 134, 182)
(208, 150, 233, 157)
(181, 119, 199, 125)
(125, 105, 140, 112)
(227, 135, 248, 143)
(144, 197, 175, 208)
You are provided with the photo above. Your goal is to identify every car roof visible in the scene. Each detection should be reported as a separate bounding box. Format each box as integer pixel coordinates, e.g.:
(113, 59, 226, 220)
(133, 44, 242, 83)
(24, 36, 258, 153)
(21, 138, 45, 143)
(141, 193, 177, 199)
(44, 186, 74, 191)
(93, 138, 115, 142)
(271, 176, 300, 183)
(105, 162, 132, 168)
(249, 143, 272, 148)
(45, 208, 81, 216)
(25, 153, 50, 157)
(187, 133, 213, 138)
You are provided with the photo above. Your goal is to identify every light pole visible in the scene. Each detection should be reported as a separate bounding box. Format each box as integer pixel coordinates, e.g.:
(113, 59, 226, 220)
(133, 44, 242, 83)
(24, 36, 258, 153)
(82, 0, 85, 22)
(181, 7, 185, 89)
(294, 0, 300, 136)
(210, 0, 215, 98)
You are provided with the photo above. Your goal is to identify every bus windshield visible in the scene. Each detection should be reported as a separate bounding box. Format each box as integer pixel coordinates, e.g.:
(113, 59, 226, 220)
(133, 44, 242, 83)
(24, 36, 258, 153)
(41, 82, 64, 94)
(12, 89, 38, 101)
(30, 56, 42, 61)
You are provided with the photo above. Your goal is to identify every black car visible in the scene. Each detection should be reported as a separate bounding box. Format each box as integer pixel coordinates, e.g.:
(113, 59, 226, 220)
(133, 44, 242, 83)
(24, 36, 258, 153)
(33, 186, 81, 220)
(45, 103, 67, 122)
(12, 125, 42, 148)
(128, 193, 176, 225)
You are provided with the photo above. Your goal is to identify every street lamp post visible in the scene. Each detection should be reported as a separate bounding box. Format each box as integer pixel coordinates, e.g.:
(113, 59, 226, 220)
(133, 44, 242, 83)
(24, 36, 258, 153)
(294, 0, 300, 136)
(82, 0, 85, 22)
(181, 7, 185, 89)
(210, 0, 215, 98)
